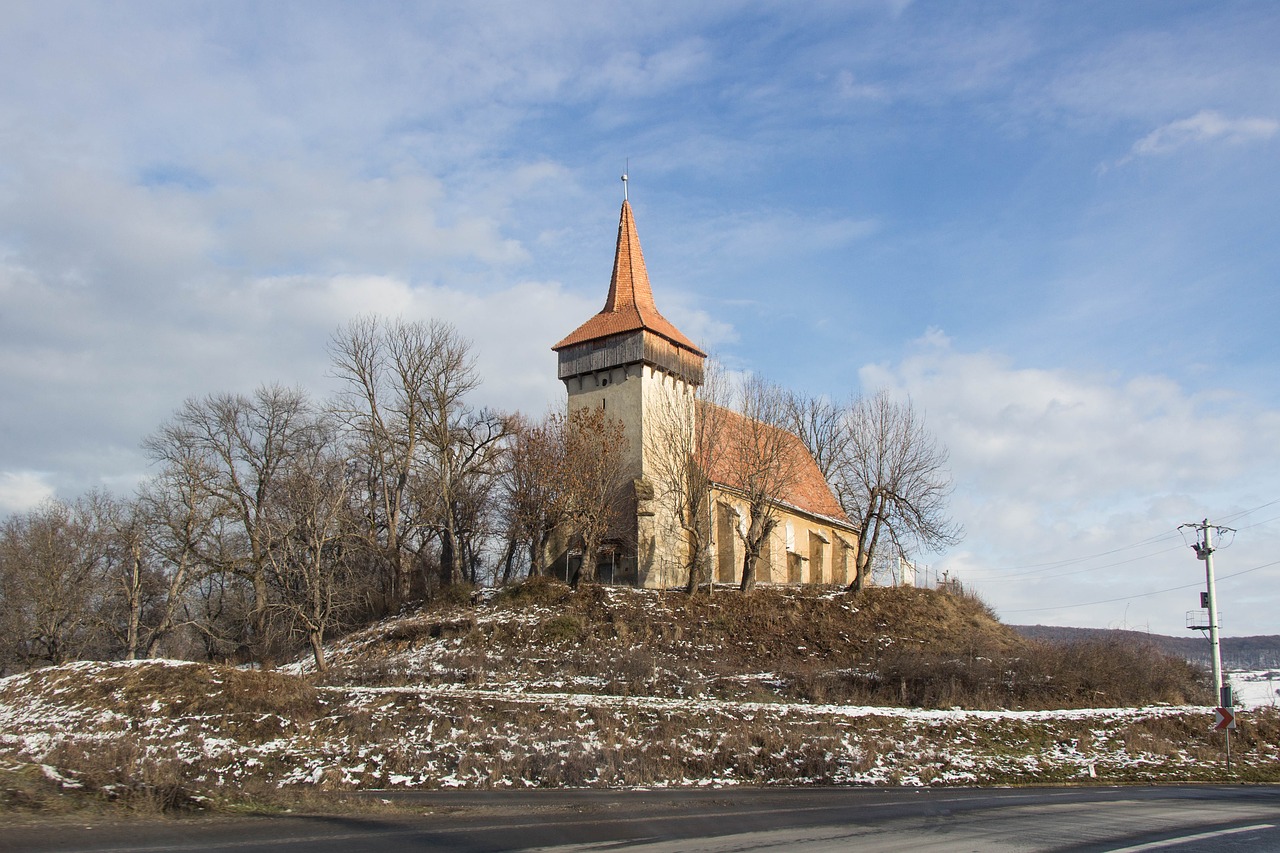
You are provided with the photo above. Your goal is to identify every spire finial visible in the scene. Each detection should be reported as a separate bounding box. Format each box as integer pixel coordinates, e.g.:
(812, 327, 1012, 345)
(621, 165, 629, 202)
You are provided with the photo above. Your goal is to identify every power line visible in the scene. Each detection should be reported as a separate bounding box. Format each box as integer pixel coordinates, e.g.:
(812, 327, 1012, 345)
(1216, 497, 1280, 527)
(978, 528, 1182, 574)
(1000, 558, 1280, 614)
(1234, 513, 1280, 533)
(968, 497, 1280, 582)
(978, 543, 1185, 583)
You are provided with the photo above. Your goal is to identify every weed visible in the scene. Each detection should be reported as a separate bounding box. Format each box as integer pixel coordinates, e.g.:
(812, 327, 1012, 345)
(496, 576, 573, 608)
(540, 614, 585, 643)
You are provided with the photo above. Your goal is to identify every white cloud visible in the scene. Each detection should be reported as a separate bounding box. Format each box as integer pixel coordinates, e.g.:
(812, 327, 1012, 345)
(677, 209, 879, 264)
(591, 39, 711, 98)
(0, 472, 55, 514)
(1, 1, 1277, 636)
(1044, 19, 1280, 126)
(0, 274, 593, 521)
(863, 332, 1279, 508)
(1124, 110, 1278, 161)
(835, 70, 889, 101)
(858, 332, 1280, 634)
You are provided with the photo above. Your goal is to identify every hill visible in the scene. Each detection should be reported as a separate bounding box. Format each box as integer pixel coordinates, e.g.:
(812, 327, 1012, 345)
(1013, 625, 1280, 670)
(1, 582, 1277, 813)
(313, 580, 1207, 710)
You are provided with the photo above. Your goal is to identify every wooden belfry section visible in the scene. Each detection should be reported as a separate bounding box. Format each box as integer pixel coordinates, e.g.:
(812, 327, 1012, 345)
(553, 200, 706, 386)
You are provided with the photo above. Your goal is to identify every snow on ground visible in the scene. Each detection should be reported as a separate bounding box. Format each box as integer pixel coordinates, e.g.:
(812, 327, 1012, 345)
(2, 587, 1276, 796)
(2, 659, 1276, 794)
(339, 681, 1206, 724)
(1230, 670, 1280, 708)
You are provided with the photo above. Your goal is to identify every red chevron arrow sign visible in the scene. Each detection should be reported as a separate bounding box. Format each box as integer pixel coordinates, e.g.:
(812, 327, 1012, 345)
(1213, 707, 1237, 731)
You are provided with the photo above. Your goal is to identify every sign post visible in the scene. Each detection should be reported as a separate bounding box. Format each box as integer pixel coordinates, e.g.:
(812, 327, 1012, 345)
(1214, 706, 1237, 771)
(1213, 707, 1236, 731)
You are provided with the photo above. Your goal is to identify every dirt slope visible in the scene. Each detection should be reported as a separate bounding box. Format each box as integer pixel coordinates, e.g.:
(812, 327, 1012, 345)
(0, 582, 1273, 808)
(311, 580, 1203, 709)
(314, 581, 1024, 697)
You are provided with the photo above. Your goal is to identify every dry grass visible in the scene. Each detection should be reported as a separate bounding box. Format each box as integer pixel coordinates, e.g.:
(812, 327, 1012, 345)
(1, 582, 1270, 815)
(3, 662, 1278, 814)
(321, 580, 1209, 710)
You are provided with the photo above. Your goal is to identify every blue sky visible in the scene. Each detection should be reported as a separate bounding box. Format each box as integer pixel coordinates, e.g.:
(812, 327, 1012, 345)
(1, 1, 1277, 635)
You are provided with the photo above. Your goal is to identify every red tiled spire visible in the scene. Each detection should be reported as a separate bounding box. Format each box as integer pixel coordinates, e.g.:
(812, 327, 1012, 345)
(553, 201, 706, 356)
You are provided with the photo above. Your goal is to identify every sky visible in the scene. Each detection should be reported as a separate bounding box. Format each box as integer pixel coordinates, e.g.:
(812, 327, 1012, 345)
(1, 1, 1277, 637)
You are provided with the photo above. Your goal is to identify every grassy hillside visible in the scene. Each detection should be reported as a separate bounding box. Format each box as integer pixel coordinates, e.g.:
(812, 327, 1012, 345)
(315, 580, 1208, 710)
(1, 581, 1276, 814)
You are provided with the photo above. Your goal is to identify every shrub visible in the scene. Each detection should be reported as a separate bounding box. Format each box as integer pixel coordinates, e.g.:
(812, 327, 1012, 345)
(431, 582, 477, 607)
(540, 615, 585, 643)
(496, 576, 572, 607)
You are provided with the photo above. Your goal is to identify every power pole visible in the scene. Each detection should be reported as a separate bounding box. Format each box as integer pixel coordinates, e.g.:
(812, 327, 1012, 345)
(1181, 518, 1236, 768)
(1184, 519, 1226, 704)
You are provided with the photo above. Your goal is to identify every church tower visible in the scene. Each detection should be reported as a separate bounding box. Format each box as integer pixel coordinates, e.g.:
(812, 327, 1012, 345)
(552, 192, 706, 586)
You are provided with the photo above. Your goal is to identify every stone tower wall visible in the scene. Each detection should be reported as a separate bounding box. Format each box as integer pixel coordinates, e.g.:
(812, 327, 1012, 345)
(563, 358, 697, 588)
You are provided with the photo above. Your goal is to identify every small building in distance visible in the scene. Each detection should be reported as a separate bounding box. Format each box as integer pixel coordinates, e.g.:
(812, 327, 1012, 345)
(550, 195, 860, 588)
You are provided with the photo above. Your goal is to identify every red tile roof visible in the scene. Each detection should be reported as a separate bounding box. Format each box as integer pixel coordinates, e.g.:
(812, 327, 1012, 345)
(701, 403, 854, 529)
(553, 201, 707, 356)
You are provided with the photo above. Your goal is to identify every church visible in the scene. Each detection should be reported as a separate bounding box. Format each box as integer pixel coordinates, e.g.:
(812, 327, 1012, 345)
(550, 192, 860, 588)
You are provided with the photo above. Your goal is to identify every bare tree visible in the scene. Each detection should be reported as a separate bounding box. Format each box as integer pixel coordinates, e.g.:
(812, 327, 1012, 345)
(645, 363, 727, 593)
(837, 391, 962, 593)
(0, 496, 110, 668)
(785, 392, 851, 483)
(260, 417, 356, 671)
(185, 563, 254, 663)
(500, 411, 569, 581)
(331, 317, 491, 600)
(561, 406, 630, 589)
(144, 384, 319, 661)
(94, 493, 154, 661)
(710, 376, 803, 592)
(330, 316, 432, 609)
(422, 407, 508, 588)
(133, 447, 225, 658)
(411, 322, 487, 589)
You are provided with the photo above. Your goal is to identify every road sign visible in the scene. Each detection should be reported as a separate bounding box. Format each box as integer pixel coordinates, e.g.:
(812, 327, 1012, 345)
(1213, 707, 1237, 731)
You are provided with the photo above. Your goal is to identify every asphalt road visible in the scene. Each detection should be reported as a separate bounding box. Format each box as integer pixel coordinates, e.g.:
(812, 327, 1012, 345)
(3, 785, 1278, 852)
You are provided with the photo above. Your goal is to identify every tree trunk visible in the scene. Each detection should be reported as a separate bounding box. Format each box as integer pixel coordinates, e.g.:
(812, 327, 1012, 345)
(739, 547, 758, 592)
(687, 544, 710, 594)
(571, 535, 598, 589)
(683, 510, 706, 595)
(849, 496, 885, 594)
(125, 546, 143, 661)
(145, 554, 189, 658)
(495, 537, 517, 585)
(439, 529, 459, 588)
(395, 547, 413, 609)
(252, 567, 270, 658)
(309, 627, 327, 672)
(738, 512, 772, 592)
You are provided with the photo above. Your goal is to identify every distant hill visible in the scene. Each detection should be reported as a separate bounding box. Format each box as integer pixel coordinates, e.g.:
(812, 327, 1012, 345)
(1013, 625, 1280, 670)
